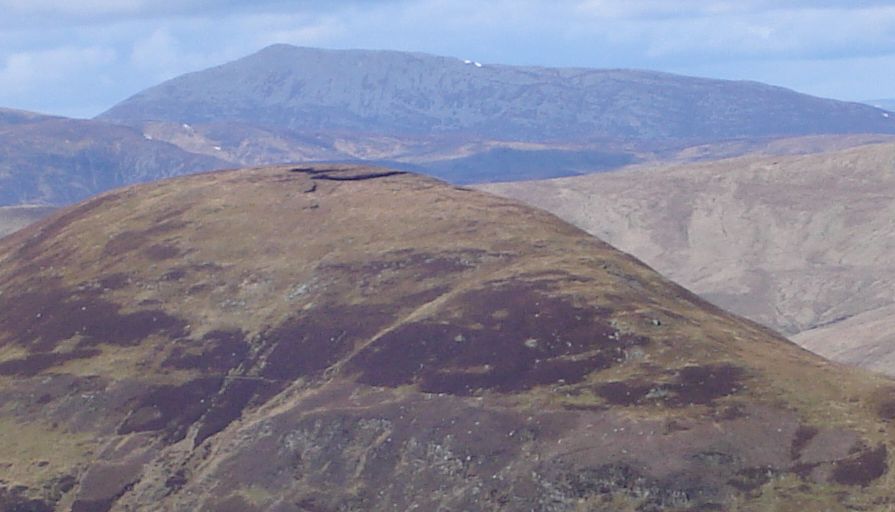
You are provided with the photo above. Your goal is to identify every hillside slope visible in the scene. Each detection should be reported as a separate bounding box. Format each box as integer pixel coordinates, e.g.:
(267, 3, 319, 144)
(1, 164, 894, 510)
(0, 109, 227, 206)
(481, 142, 895, 374)
(0, 205, 56, 238)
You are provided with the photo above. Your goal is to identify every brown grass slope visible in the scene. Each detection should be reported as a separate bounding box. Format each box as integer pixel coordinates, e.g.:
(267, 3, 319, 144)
(1, 164, 894, 511)
(481, 142, 895, 375)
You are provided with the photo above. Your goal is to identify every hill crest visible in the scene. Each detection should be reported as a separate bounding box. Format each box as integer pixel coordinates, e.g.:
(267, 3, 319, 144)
(479, 141, 895, 377)
(1, 164, 894, 510)
(99, 44, 895, 142)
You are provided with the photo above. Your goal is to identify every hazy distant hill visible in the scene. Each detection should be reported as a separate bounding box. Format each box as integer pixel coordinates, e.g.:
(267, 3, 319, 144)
(0, 108, 227, 205)
(481, 141, 895, 375)
(865, 99, 895, 112)
(0, 205, 55, 238)
(6, 46, 895, 207)
(0, 107, 50, 125)
(101, 45, 895, 143)
(96, 45, 895, 184)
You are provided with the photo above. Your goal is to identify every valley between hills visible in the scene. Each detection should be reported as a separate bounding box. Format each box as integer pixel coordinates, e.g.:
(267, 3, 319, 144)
(481, 140, 895, 377)
(4, 45, 895, 208)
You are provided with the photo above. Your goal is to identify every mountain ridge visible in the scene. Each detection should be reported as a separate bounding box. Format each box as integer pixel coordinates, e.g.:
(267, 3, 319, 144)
(99, 44, 895, 143)
(4, 45, 892, 207)
(0, 109, 227, 206)
(865, 98, 895, 112)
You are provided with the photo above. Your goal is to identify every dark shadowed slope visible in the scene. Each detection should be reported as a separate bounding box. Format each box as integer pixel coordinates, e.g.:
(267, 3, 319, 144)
(0, 109, 227, 206)
(100, 45, 895, 142)
(1, 165, 894, 511)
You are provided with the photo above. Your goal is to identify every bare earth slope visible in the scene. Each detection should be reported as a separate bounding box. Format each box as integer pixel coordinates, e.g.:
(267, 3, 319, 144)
(1, 164, 894, 510)
(793, 305, 895, 375)
(480, 142, 895, 374)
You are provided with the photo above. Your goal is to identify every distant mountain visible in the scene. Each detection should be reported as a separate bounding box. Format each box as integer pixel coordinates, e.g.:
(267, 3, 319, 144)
(480, 141, 895, 375)
(0, 109, 227, 206)
(101, 44, 895, 143)
(0, 205, 55, 238)
(7, 47, 895, 208)
(117, 120, 661, 184)
(1, 163, 893, 510)
(864, 99, 895, 112)
(0, 107, 52, 125)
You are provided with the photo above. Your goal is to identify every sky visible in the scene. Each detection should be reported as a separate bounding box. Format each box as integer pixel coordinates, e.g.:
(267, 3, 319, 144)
(2, 0, 895, 118)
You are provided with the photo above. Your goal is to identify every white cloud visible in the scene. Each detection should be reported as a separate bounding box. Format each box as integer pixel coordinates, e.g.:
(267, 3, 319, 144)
(129, 28, 184, 79)
(0, 0, 366, 27)
(569, 1, 895, 62)
(238, 12, 345, 49)
(575, 0, 744, 19)
(0, 0, 143, 15)
(0, 46, 115, 94)
(575, 0, 895, 19)
(1, 0, 895, 116)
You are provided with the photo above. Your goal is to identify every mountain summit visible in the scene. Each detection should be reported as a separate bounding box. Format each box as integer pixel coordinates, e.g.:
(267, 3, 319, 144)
(0, 165, 893, 510)
(100, 44, 895, 142)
